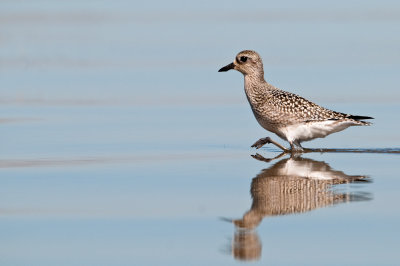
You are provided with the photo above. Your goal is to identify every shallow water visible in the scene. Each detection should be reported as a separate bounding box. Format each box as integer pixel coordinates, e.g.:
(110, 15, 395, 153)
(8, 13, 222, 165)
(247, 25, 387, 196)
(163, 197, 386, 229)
(1, 1, 400, 265)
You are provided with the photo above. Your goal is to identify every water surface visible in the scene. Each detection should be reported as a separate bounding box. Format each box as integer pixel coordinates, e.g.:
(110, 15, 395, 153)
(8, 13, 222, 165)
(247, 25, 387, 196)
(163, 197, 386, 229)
(1, 1, 400, 265)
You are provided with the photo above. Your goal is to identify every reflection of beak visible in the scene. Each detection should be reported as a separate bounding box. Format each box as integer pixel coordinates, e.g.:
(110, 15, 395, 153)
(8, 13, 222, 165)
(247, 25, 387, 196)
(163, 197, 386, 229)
(218, 62, 235, 72)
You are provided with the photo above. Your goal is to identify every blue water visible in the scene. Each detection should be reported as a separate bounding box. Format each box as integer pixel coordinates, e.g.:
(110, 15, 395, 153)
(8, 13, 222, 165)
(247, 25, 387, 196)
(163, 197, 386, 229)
(1, 1, 400, 265)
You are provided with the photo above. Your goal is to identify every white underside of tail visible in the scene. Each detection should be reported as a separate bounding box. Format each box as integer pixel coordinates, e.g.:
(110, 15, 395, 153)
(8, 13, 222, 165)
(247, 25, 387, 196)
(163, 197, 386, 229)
(280, 120, 363, 144)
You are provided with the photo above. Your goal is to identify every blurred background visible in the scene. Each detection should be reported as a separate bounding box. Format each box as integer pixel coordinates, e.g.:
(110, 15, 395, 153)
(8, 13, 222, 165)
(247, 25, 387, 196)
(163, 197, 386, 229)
(2, 0, 400, 104)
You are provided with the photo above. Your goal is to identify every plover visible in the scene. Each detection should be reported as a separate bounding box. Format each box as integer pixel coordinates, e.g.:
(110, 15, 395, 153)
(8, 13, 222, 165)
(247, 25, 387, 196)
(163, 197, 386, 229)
(219, 50, 373, 152)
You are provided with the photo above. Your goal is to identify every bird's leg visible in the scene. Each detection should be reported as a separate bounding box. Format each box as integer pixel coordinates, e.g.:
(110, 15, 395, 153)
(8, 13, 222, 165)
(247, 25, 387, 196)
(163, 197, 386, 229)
(289, 142, 304, 153)
(251, 137, 289, 152)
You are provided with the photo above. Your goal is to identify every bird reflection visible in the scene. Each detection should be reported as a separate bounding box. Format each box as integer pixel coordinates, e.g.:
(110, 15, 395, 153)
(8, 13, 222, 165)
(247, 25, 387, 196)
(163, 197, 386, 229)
(228, 154, 372, 261)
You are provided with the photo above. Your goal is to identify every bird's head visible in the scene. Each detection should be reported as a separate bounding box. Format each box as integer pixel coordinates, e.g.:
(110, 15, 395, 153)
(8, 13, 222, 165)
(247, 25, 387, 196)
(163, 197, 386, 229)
(218, 50, 264, 77)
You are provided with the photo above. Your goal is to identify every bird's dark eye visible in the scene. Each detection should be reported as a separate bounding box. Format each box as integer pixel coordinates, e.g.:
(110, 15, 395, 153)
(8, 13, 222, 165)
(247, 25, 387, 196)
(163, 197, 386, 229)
(240, 56, 248, 63)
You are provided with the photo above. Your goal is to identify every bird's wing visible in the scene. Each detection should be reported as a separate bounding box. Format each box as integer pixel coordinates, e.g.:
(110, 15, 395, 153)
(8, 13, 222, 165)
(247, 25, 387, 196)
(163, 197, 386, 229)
(269, 89, 347, 122)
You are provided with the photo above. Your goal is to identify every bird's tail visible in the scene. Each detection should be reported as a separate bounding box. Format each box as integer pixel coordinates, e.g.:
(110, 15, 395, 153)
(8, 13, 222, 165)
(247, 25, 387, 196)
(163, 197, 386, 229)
(347, 115, 374, 121)
(347, 115, 374, 126)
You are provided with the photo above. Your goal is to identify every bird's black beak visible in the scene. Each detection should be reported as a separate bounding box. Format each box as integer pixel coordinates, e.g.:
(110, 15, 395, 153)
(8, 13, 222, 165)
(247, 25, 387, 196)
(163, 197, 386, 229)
(218, 62, 235, 72)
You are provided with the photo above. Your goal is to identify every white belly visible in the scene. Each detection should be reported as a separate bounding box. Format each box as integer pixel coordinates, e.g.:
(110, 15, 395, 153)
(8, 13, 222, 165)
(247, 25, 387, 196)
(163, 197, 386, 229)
(279, 120, 356, 143)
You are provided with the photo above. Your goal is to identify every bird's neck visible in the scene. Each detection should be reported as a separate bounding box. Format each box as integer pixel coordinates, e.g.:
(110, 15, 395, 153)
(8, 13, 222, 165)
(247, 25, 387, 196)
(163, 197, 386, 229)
(244, 73, 264, 87)
(244, 73, 275, 94)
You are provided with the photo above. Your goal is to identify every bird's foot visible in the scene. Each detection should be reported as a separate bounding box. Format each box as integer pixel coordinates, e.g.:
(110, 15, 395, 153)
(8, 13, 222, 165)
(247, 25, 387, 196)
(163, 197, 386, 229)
(251, 137, 289, 152)
(251, 137, 272, 149)
(289, 143, 304, 153)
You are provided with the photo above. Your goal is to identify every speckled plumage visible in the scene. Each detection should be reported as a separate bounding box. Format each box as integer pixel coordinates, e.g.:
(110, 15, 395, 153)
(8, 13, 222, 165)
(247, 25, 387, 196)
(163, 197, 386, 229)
(219, 50, 373, 151)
